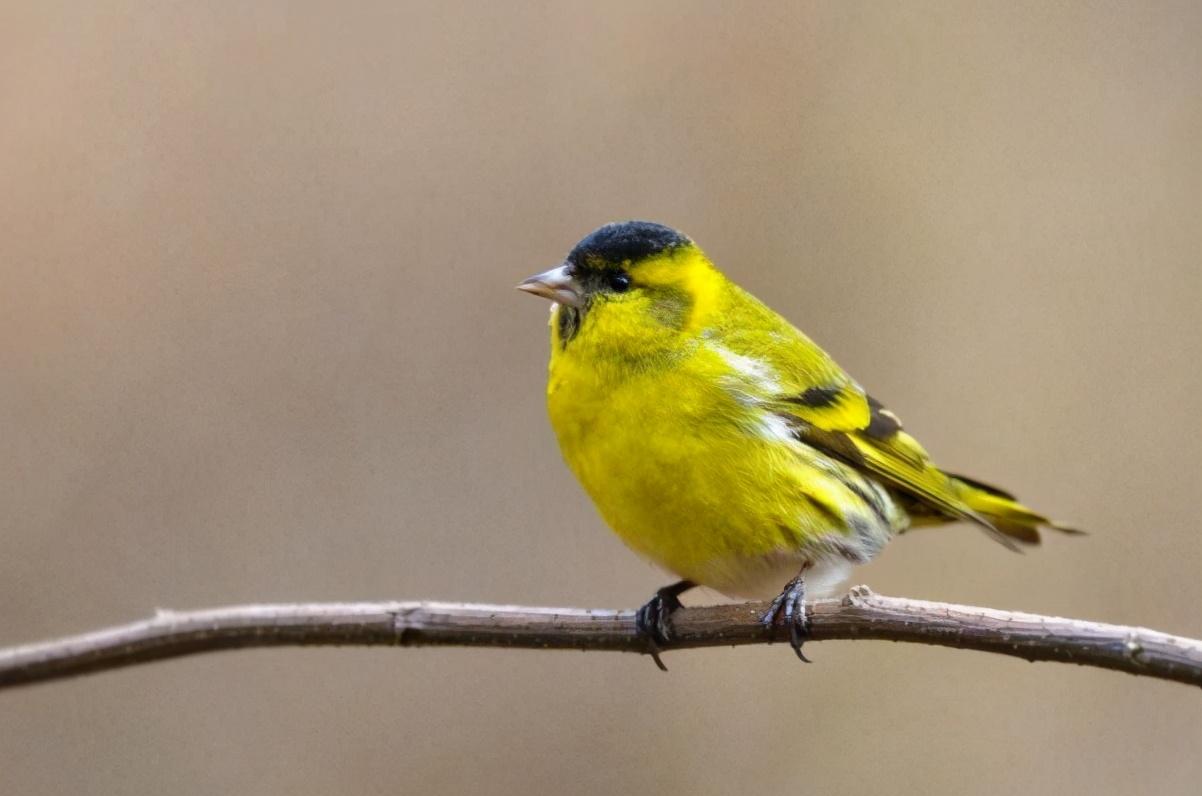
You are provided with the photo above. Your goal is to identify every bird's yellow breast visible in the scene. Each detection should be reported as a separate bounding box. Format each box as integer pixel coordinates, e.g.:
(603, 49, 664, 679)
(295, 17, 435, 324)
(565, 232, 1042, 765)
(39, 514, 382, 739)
(545, 302, 893, 596)
(549, 344, 770, 582)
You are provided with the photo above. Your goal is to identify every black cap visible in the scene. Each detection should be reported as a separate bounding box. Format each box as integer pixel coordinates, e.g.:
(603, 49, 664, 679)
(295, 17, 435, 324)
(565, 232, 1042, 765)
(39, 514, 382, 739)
(566, 221, 690, 268)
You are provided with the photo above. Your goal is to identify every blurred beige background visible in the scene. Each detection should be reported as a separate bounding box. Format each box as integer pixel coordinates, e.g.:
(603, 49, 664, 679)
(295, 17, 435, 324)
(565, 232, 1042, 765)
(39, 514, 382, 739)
(2, 1, 1200, 793)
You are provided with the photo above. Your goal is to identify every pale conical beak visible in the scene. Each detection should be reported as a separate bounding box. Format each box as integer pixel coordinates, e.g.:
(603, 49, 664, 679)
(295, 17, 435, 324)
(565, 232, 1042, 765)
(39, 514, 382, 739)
(516, 264, 582, 307)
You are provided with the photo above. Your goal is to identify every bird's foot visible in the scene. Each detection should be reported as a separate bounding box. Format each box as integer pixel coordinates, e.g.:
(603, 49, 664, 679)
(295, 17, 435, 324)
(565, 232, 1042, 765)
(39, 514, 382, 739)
(635, 580, 694, 672)
(760, 573, 812, 662)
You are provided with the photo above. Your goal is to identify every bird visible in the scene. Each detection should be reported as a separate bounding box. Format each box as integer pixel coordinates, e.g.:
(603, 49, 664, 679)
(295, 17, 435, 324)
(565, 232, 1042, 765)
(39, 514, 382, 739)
(517, 220, 1079, 669)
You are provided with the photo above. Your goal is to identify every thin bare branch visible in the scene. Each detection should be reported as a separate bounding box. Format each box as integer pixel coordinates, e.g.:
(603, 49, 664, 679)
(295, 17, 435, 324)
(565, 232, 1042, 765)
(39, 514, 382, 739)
(1, 586, 1199, 691)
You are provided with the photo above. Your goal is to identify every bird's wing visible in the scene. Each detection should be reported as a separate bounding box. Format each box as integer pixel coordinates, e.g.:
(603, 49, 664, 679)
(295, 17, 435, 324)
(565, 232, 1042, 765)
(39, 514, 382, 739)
(712, 289, 1062, 548)
(783, 392, 996, 528)
(745, 330, 1009, 540)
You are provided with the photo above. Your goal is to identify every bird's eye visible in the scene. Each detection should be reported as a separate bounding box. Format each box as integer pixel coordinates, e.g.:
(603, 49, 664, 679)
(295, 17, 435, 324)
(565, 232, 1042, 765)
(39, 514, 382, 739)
(607, 271, 632, 293)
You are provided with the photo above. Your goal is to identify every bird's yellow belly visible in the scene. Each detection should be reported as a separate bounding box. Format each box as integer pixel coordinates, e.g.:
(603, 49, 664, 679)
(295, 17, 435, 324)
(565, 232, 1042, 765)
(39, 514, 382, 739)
(548, 363, 879, 596)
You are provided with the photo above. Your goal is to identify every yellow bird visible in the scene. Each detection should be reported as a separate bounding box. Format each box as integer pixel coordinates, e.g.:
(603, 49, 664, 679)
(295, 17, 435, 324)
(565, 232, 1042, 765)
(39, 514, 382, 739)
(518, 221, 1078, 667)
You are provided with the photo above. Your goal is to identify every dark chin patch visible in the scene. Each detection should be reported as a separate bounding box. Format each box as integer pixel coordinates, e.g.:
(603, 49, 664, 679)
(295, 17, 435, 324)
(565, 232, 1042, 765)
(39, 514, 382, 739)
(557, 305, 581, 347)
(567, 221, 689, 267)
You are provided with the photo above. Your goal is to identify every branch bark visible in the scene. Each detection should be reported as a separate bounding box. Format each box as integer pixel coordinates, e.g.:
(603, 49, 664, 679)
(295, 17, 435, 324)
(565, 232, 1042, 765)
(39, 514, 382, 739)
(1, 586, 1199, 691)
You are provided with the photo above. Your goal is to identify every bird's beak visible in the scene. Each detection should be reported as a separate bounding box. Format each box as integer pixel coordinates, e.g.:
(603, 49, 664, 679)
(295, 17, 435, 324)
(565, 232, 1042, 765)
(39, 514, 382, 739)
(516, 264, 582, 307)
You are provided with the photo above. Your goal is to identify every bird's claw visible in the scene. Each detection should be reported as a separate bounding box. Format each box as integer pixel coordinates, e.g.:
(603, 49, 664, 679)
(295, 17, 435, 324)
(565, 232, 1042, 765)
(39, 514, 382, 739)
(635, 584, 689, 672)
(760, 574, 812, 663)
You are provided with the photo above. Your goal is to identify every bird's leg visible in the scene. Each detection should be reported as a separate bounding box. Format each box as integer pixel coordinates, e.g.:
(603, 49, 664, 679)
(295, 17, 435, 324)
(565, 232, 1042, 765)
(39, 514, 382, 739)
(760, 565, 813, 662)
(634, 579, 696, 672)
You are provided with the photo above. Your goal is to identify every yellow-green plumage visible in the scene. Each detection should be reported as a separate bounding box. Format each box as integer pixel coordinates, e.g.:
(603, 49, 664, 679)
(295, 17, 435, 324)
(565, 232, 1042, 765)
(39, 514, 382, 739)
(523, 221, 1075, 601)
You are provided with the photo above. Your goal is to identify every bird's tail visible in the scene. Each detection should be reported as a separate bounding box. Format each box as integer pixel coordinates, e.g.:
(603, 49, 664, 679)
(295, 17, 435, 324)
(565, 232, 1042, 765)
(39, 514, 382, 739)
(947, 472, 1084, 548)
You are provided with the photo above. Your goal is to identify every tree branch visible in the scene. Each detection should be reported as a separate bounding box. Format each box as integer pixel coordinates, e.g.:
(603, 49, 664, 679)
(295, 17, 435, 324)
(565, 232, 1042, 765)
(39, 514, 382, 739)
(1, 586, 1199, 691)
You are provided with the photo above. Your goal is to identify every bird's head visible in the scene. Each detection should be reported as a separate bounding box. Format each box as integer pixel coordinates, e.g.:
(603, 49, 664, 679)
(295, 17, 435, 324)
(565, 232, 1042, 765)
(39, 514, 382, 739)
(518, 221, 722, 351)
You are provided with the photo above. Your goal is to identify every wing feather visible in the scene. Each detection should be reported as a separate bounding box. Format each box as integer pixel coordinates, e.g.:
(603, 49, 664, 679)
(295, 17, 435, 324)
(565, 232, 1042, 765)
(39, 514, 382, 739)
(711, 284, 1068, 549)
(764, 363, 1018, 546)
